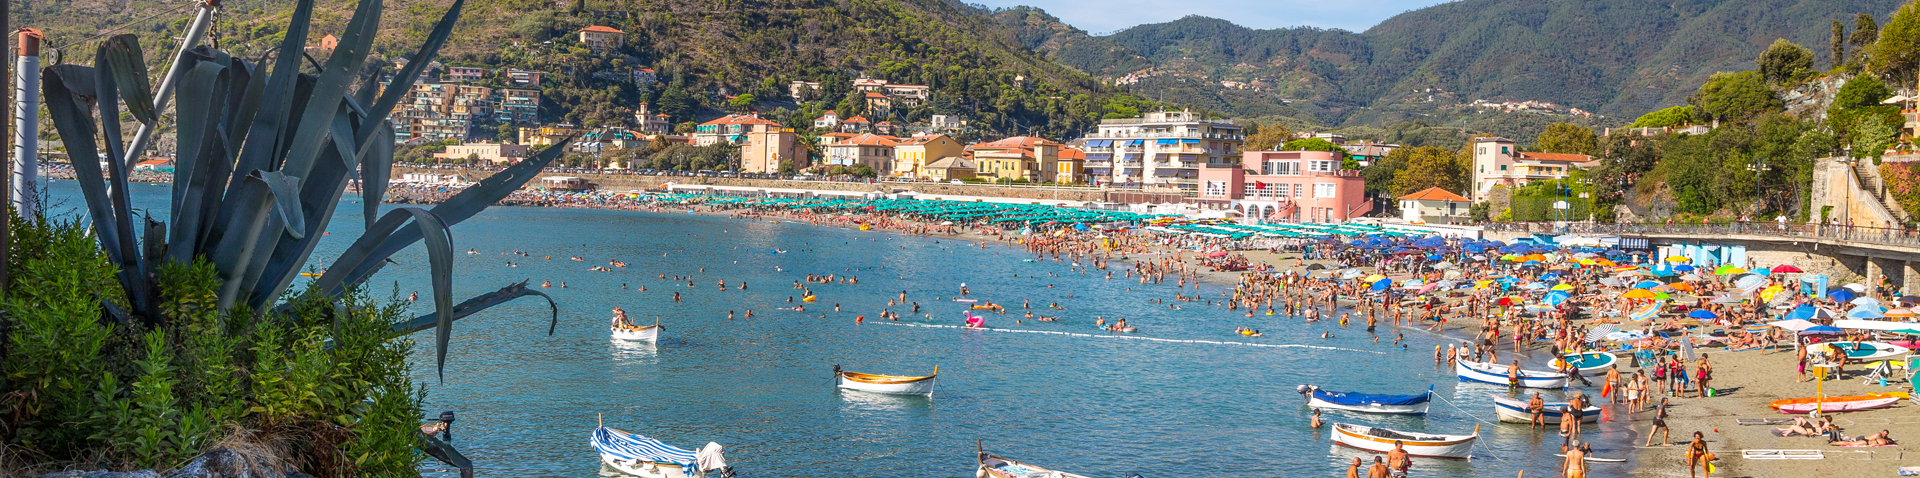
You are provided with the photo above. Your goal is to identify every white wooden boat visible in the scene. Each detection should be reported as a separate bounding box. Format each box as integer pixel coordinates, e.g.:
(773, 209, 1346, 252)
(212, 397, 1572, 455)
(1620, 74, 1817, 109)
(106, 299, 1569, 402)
(1550, 352, 1618, 373)
(1330, 423, 1478, 459)
(977, 441, 1091, 478)
(612, 318, 661, 342)
(1301, 385, 1432, 415)
(1490, 394, 1600, 424)
(1456, 360, 1569, 389)
(835, 365, 937, 396)
(591, 421, 732, 478)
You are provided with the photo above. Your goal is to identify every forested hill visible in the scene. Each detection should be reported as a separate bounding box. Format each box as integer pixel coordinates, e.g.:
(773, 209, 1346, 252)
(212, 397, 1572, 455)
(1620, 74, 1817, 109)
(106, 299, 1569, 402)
(19, 0, 1149, 140)
(1020, 0, 1908, 125)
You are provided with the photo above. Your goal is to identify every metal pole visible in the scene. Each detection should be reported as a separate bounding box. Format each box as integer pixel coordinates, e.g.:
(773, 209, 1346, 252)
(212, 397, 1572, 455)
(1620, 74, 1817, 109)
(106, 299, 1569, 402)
(12, 29, 40, 219)
(119, 0, 218, 166)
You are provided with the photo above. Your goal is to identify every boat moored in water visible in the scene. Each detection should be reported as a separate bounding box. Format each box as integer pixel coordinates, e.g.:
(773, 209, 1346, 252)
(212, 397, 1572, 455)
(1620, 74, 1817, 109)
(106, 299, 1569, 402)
(1456, 360, 1569, 389)
(1329, 423, 1478, 459)
(1300, 385, 1432, 415)
(977, 441, 1092, 478)
(612, 317, 662, 342)
(591, 420, 733, 478)
(1490, 394, 1600, 424)
(835, 365, 938, 396)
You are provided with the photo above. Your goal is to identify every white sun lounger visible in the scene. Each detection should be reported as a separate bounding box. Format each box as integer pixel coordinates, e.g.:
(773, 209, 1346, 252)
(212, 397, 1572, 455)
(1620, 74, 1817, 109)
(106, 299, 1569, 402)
(1741, 449, 1823, 460)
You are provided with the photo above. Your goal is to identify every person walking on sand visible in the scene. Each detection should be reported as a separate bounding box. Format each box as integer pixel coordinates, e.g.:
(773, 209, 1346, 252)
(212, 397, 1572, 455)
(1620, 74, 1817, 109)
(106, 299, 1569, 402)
(1645, 398, 1671, 446)
(1685, 431, 1712, 478)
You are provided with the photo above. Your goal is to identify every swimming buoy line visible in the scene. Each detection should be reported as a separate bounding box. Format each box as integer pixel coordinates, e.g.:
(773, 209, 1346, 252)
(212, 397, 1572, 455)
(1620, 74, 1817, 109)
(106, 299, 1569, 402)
(867, 322, 1385, 354)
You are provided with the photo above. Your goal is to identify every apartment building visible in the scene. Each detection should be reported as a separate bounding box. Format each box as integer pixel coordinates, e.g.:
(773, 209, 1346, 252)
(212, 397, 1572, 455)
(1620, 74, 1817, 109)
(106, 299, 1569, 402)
(496, 88, 540, 126)
(891, 134, 963, 178)
(1196, 150, 1371, 223)
(1468, 136, 1594, 201)
(971, 136, 1060, 182)
(693, 115, 804, 174)
(1081, 110, 1243, 193)
(578, 26, 625, 52)
(824, 133, 898, 171)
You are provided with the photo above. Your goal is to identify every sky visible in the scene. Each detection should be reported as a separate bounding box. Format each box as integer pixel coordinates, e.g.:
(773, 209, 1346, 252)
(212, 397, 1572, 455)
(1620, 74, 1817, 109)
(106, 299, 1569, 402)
(971, 0, 1455, 34)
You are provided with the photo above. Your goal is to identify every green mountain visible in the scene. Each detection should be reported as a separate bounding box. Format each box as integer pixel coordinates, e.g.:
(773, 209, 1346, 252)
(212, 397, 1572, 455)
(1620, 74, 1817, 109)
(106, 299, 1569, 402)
(1017, 0, 1907, 127)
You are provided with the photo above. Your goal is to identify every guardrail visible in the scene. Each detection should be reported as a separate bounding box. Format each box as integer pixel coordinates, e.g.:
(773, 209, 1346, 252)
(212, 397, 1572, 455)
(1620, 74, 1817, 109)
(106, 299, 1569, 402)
(1483, 222, 1920, 248)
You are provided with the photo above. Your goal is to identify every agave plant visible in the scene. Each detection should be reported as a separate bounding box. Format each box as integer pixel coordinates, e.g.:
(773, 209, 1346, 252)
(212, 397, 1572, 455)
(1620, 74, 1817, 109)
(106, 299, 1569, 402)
(43, 0, 560, 378)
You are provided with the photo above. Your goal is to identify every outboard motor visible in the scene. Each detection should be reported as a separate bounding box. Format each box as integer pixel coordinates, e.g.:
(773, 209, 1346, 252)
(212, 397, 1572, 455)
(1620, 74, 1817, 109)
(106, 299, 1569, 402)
(697, 442, 735, 478)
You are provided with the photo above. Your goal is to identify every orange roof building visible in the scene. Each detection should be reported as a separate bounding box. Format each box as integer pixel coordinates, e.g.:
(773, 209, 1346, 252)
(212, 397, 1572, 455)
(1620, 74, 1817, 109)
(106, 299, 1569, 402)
(1398, 187, 1471, 224)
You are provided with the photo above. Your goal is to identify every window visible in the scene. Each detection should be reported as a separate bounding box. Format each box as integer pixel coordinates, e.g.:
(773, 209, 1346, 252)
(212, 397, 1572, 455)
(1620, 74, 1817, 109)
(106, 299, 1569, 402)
(1308, 160, 1338, 172)
(1292, 184, 1303, 198)
(1502, 147, 1510, 154)
(1315, 183, 1336, 198)
(1499, 165, 1508, 171)
(1243, 184, 1257, 198)
(1264, 161, 1299, 176)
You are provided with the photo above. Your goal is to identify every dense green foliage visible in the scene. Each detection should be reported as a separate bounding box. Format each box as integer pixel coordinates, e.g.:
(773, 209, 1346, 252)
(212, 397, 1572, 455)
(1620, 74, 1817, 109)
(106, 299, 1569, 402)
(1535, 123, 1598, 156)
(1589, 113, 1829, 220)
(1688, 71, 1783, 124)
(1629, 106, 1696, 128)
(1756, 39, 1815, 84)
(2, 220, 424, 476)
(1870, 1, 1920, 91)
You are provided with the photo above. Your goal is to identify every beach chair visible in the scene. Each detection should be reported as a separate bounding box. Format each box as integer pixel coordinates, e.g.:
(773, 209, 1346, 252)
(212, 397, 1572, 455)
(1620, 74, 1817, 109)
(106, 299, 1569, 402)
(1864, 361, 1895, 385)
(1907, 355, 1920, 384)
(1740, 449, 1823, 460)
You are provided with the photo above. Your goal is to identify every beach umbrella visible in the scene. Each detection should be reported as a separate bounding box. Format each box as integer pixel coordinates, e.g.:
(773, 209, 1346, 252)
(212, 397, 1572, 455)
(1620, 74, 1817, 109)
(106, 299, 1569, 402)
(1443, 270, 1464, 280)
(1622, 289, 1657, 299)
(1750, 268, 1772, 277)
(1852, 297, 1882, 307)
(1371, 279, 1392, 292)
(1714, 265, 1745, 275)
(1539, 272, 1561, 281)
(1551, 284, 1575, 291)
(1599, 277, 1625, 287)
(1634, 280, 1661, 289)
(1364, 274, 1386, 283)
(1654, 292, 1673, 300)
(1687, 309, 1719, 319)
(1341, 269, 1365, 280)
(1673, 265, 1695, 272)
(1843, 283, 1869, 293)
(1758, 285, 1782, 301)
(1771, 264, 1804, 274)
(1524, 282, 1550, 290)
(1801, 325, 1844, 335)
(1668, 282, 1695, 292)
(1306, 263, 1328, 270)
(1418, 282, 1441, 295)
(1497, 296, 1524, 306)
(1585, 324, 1619, 341)
(1887, 309, 1916, 318)
(1828, 288, 1858, 303)
(1666, 256, 1693, 263)
(1207, 251, 1229, 258)
(1847, 305, 1886, 319)
(1403, 279, 1426, 288)
(1770, 318, 1818, 331)
(1435, 280, 1458, 289)
(1426, 254, 1444, 261)
(1710, 294, 1745, 305)
(1733, 275, 1767, 291)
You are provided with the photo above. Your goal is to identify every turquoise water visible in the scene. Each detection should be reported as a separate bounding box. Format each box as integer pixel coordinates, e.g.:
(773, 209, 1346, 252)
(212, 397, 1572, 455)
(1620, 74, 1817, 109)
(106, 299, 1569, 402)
(48, 181, 1636, 477)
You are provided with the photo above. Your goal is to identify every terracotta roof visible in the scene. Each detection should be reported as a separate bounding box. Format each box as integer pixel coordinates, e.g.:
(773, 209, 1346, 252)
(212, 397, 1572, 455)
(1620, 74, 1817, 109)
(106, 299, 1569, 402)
(842, 116, 871, 124)
(1398, 187, 1469, 202)
(896, 135, 949, 145)
(835, 133, 899, 147)
(580, 26, 625, 34)
(1057, 147, 1086, 160)
(697, 114, 782, 127)
(976, 147, 1033, 159)
(135, 159, 171, 166)
(1518, 152, 1594, 163)
(974, 136, 1054, 150)
(821, 110, 837, 115)
(925, 157, 975, 169)
(864, 92, 888, 98)
(818, 132, 858, 139)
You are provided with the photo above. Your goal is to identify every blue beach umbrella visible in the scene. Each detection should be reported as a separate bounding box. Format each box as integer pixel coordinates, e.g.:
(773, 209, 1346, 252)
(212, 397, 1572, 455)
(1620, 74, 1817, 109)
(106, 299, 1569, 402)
(1687, 310, 1719, 319)
(1673, 265, 1695, 272)
(1828, 288, 1858, 303)
(1371, 279, 1392, 292)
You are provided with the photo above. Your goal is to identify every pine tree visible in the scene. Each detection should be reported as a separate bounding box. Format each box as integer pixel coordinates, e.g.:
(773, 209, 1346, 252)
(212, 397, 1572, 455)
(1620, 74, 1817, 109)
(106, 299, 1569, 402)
(1849, 13, 1880, 66)
(1831, 20, 1847, 70)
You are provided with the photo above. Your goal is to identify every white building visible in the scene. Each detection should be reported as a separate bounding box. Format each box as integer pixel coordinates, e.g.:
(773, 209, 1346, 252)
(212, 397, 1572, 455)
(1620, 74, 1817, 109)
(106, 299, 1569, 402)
(1080, 110, 1244, 193)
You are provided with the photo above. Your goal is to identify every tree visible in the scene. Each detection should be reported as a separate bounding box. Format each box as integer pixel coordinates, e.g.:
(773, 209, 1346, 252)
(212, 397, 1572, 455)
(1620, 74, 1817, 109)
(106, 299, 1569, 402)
(1832, 19, 1848, 70)
(1362, 148, 1409, 194)
(1850, 13, 1880, 66)
(1389, 146, 1467, 197)
(497, 124, 520, 143)
(1833, 74, 1893, 110)
(1687, 71, 1782, 124)
(1756, 39, 1814, 84)
(1280, 138, 1348, 157)
(1856, 114, 1899, 164)
(727, 93, 757, 112)
(1628, 106, 1694, 128)
(1535, 123, 1598, 156)
(1871, 1, 1920, 92)
(1244, 123, 1292, 151)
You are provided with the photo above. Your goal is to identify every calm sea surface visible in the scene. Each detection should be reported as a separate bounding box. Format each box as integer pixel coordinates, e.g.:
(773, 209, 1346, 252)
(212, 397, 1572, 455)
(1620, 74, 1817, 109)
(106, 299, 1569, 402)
(48, 180, 1634, 477)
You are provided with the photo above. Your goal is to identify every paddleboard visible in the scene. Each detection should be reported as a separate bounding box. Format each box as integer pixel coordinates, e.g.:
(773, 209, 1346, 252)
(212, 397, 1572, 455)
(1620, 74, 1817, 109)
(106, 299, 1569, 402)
(1554, 454, 1626, 463)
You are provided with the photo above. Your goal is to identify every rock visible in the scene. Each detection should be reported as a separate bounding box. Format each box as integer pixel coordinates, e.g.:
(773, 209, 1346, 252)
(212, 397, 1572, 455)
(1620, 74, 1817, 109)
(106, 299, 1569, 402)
(162, 447, 297, 478)
(37, 471, 164, 478)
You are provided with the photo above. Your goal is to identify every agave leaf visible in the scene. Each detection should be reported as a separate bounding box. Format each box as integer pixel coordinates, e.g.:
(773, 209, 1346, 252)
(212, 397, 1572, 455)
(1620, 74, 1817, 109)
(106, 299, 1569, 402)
(391, 281, 558, 336)
(226, 55, 265, 149)
(353, 65, 380, 110)
(229, 0, 313, 193)
(359, 122, 393, 230)
(279, 0, 380, 179)
(208, 173, 275, 313)
(49, 65, 97, 98)
(328, 102, 362, 184)
(42, 66, 124, 263)
(169, 127, 229, 264)
(362, 0, 462, 137)
(314, 206, 453, 377)
(336, 139, 572, 289)
(417, 431, 473, 478)
(95, 43, 156, 319)
(171, 61, 228, 214)
(102, 34, 155, 124)
(260, 171, 305, 240)
(246, 135, 353, 310)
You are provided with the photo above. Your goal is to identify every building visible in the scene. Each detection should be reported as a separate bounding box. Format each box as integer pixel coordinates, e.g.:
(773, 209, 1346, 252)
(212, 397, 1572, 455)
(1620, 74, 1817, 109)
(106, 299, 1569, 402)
(506, 69, 543, 88)
(396, 82, 474, 142)
(633, 103, 671, 135)
(520, 124, 586, 147)
(1081, 110, 1243, 192)
(632, 68, 657, 86)
(1399, 187, 1472, 224)
(1054, 146, 1086, 184)
(496, 88, 540, 125)
(578, 26, 625, 52)
(929, 115, 963, 130)
(446, 66, 487, 83)
(435, 142, 531, 165)
(1195, 150, 1371, 223)
(787, 81, 821, 101)
(863, 92, 892, 112)
(1468, 136, 1595, 201)
(923, 157, 975, 181)
(882, 84, 930, 105)
(813, 110, 841, 130)
(891, 134, 964, 178)
(1343, 142, 1398, 166)
(971, 136, 1060, 182)
(840, 116, 872, 133)
(824, 133, 898, 171)
(692, 114, 804, 173)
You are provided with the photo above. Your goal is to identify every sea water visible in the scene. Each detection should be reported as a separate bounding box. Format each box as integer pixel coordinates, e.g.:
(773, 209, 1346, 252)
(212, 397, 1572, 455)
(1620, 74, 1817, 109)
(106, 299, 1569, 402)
(46, 181, 1636, 477)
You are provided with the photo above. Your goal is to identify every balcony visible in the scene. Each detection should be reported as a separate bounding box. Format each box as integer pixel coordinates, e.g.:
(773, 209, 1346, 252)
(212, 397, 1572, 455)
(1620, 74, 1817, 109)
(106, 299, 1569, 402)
(1085, 160, 1113, 168)
(1089, 131, 1245, 141)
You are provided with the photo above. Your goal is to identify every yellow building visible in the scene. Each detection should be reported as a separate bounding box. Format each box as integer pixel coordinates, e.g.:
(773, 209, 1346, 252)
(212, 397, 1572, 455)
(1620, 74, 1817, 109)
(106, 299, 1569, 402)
(970, 136, 1059, 182)
(1054, 146, 1086, 183)
(519, 124, 586, 147)
(891, 134, 964, 178)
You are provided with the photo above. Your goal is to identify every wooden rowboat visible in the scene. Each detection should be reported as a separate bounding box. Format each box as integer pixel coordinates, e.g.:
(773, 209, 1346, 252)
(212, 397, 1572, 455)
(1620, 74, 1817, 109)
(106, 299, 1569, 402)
(1456, 360, 1569, 389)
(835, 365, 937, 396)
(591, 418, 733, 478)
(612, 318, 662, 342)
(1769, 392, 1908, 414)
(1490, 394, 1600, 424)
(1302, 385, 1432, 415)
(1330, 423, 1477, 459)
(976, 441, 1090, 478)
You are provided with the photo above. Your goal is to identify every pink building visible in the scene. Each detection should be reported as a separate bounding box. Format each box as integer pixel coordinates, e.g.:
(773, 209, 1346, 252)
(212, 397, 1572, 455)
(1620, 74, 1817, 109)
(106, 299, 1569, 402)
(1196, 150, 1373, 223)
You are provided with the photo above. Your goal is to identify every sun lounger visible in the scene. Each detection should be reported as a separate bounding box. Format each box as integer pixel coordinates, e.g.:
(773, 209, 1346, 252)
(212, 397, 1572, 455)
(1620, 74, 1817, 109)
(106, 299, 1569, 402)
(1737, 418, 1795, 426)
(1898, 465, 1920, 476)
(1740, 449, 1823, 460)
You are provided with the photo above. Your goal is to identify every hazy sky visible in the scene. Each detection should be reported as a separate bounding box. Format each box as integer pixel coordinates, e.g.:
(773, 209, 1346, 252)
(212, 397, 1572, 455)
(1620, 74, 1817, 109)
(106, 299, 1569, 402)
(974, 0, 1455, 34)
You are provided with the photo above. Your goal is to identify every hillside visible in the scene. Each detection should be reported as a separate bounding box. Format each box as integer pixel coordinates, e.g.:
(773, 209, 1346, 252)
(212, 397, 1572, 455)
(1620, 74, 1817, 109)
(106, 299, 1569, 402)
(19, 0, 1145, 140)
(1028, 0, 1907, 127)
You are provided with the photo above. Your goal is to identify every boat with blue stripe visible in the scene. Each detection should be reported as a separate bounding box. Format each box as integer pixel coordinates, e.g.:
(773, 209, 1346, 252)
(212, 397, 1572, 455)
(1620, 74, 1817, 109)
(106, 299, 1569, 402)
(1299, 384, 1432, 415)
